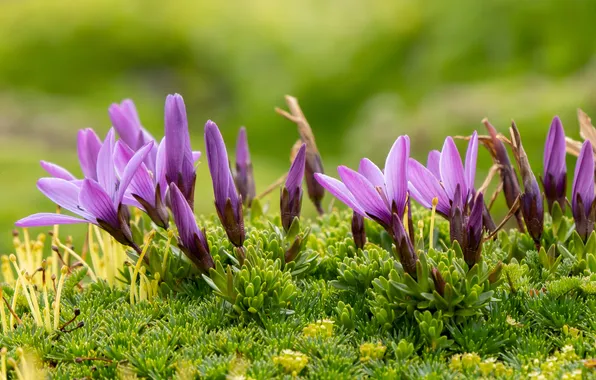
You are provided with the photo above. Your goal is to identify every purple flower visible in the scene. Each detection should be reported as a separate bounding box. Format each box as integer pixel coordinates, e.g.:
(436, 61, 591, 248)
(482, 119, 524, 231)
(315, 136, 418, 275)
(351, 211, 366, 250)
(449, 186, 485, 268)
(234, 127, 256, 206)
(40, 160, 76, 181)
(77, 128, 103, 181)
(205, 120, 245, 247)
(165, 94, 197, 210)
(169, 183, 214, 272)
(280, 144, 306, 232)
(572, 141, 595, 240)
(114, 139, 169, 229)
(511, 123, 544, 244)
(408, 132, 479, 217)
(109, 99, 158, 172)
(16, 129, 153, 251)
(542, 116, 567, 213)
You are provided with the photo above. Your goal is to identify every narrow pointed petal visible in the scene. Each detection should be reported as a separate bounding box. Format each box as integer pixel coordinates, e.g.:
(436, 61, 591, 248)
(77, 128, 102, 180)
(427, 150, 441, 179)
(114, 142, 154, 205)
(384, 135, 409, 214)
(314, 173, 366, 216)
(15, 213, 87, 227)
(170, 183, 204, 248)
(109, 100, 141, 150)
(440, 137, 466, 202)
(285, 144, 306, 190)
(192, 151, 201, 164)
(79, 179, 119, 228)
(205, 120, 236, 210)
(407, 158, 450, 215)
(37, 178, 92, 220)
(40, 161, 76, 181)
(236, 127, 250, 165)
(338, 166, 391, 224)
(155, 138, 168, 200)
(358, 158, 385, 189)
(464, 131, 479, 192)
(544, 116, 566, 179)
(573, 141, 595, 215)
(96, 128, 118, 196)
(114, 141, 155, 206)
(165, 94, 194, 189)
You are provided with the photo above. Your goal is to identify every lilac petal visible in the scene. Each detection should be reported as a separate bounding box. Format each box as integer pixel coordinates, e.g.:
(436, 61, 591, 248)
(205, 120, 236, 210)
(572, 141, 595, 215)
(407, 158, 450, 215)
(155, 138, 168, 200)
(427, 150, 441, 179)
(384, 135, 409, 214)
(314, 173, 366, 216)
(165, 94, 192, 185)
(358, 158, 385, 190)
(440, 136, 466, 203)
(40, 161, 76, 181)
(115, 142, 154, 206)
(109, 100, 141, 150)
(337, 166, 391, 224)
(96, 128, 118, 196)
(79, 179, 119, 228)
(37, 178, 93, 220)
(543, 116, 566, 179)
(114, 141, 155, 206)
(236, 127, 250, 166)
(169, 183, 204, 248)
(15, 213, 87, 227)
(464, 131, 479, 192)
(192, 151, 201, 164)
(285, 144, 306, 190)
(77, 128, 102, 180)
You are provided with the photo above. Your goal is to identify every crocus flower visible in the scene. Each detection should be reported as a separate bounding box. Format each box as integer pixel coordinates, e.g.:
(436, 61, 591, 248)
(280, 144, 306, 232)
(542, 116, 567, 213)
(572, 141, 596, 241)
(482, 119, 524, 231)
(205, 120, 245, 248)
(315, 136, 418, 276)
(109, 99, 158, 172)
(510, 123, 544, 245)
(114, 139, 169, 229)
(169, 183, 214, 272)
(234, 127, 256, 207)
(165, 94, 197, 210)
(16, 129, 153, 251)
(351, 211, 366, 250)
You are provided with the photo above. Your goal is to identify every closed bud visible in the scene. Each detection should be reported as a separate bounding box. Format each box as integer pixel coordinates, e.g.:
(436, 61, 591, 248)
(351, 212, 366, 249)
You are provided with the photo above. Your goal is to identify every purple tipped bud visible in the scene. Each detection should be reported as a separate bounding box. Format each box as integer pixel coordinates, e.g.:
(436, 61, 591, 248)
(351, 211, 366, 249)
(391, 212, 418, 277)
(281, 144, 306, 232)
(205, 120, 245, 247)
(542, 116, 567, 213)
(449, 185, 484, 268)
(234, 127, 256, 207)
(572, 141, 596, 241)
(169, 183, 214, 272)
(511, 123, 544, 244)
(305, 150, 326, 215)
(482, 119, 524, 230)
(431, 267, 446, 296)
(165, 94, 196, 209)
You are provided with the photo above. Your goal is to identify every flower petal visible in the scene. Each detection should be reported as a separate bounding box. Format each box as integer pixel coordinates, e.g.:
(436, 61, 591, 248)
(96, 128, 118, 196)
(40, 161, 76, 181)
(407, 158, 450, 215)
(384, 135, 409, 214)
(192, 151, 201, 164)
(314, 173, 365, 216)
(543, 116, 566, 179)
(573, 141, 595, 215)
(236, 127, 250, 166)
(77, 128, 102, 180)
(165, 94, 193, 186)
(169, 183, 203, 249)
(155, 138, 168, 201)
(338, 166, 391, 224)
(114, 141, 156, 206)
(464, 131, 479, 192)
(440, 136, 466, 203)
(115, 142, 154, 206)
(427, 150, 441, 179)
(109, 100, 142, 150)
(79, 179, 119, 228)
(358, 158, 385, 189)
(285, 144, 306, 190)
(205, 120, 237, 210)
(37, 178, 92, 220)
(15, 213, 87, 227)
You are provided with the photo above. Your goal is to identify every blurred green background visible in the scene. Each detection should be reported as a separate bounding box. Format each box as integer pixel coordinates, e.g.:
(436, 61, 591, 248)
(2, 0, 596, 252)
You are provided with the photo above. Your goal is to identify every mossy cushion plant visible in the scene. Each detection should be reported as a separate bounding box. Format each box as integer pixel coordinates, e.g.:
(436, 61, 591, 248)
(3, 96, 596, 379)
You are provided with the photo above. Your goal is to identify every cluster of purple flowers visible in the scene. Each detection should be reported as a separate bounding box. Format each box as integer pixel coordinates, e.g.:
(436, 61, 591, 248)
(17, 94, 310, 273)
(15, 94, 596, 277)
